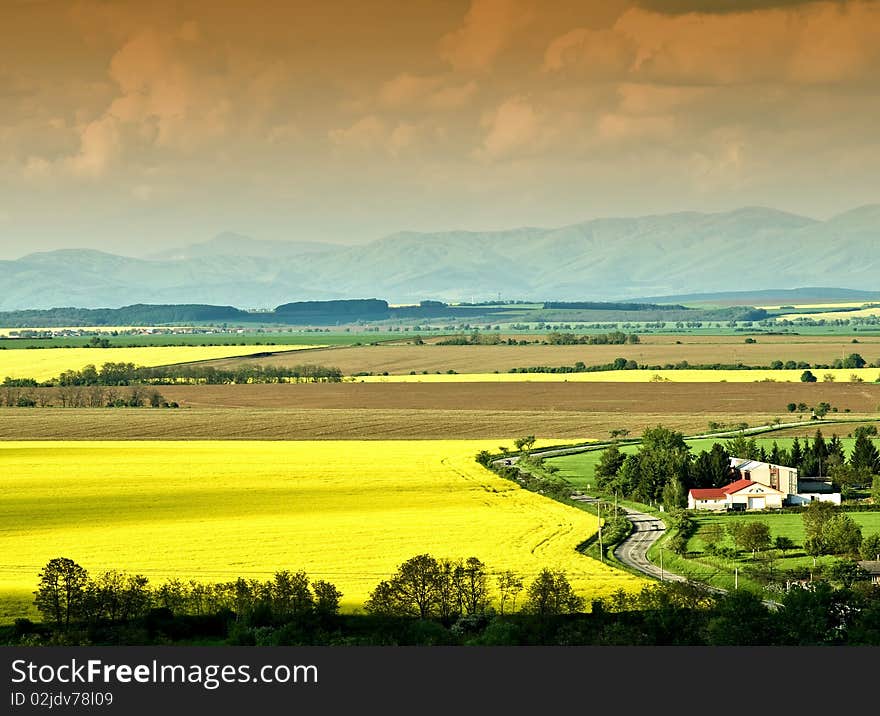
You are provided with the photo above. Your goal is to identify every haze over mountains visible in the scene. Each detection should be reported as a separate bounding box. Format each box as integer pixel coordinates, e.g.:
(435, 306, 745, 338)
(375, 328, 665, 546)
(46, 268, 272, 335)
(1, 206, 878, 310)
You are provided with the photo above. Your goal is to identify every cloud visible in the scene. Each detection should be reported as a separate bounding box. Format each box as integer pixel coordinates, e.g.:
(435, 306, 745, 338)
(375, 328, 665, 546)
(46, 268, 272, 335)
(329, 115, 387, 151)
(378, 73, 479, 111)
(540, 3, 880, 87)
(633, 0, 854, 13)
(542, 27, 635, 77)
(620, 2, 880, 85)
(478, 97, 541, 159)
(66, 114, 122, 177)
(329, 116, 424, 157)
(440, 0, 536, 71)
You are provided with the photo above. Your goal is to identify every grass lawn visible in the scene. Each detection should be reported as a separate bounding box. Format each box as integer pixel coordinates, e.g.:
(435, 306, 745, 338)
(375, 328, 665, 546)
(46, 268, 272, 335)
(648, 511, 880, 595)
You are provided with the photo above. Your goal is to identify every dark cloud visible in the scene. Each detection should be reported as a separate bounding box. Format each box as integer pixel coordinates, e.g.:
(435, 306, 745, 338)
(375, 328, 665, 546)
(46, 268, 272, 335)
(635, 0, 861, 13)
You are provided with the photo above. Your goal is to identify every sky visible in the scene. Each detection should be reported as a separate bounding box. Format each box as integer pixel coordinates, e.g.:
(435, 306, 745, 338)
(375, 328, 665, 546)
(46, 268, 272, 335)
(1, 0, 879, 258)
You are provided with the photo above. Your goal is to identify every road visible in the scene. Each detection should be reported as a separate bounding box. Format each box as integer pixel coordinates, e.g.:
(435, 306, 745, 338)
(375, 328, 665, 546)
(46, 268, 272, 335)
(503, 445, 781, 605)
(569, 493, 686, 583)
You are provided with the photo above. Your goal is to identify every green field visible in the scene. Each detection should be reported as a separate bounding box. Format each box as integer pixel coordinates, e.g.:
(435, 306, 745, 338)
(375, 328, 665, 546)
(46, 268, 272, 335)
(645, 511, 880, 594)
(0, 331, 413, 349)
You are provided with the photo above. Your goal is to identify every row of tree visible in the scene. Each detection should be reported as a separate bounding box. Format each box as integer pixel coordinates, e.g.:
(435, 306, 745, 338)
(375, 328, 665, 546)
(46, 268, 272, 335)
(508, 358, 880, 375)
(2, 362, 343, 388)
(33, 558, 342, 630)
(1, 385, 176, 408)
(363, 554, 584, 619)
(727, 427, 879, 483)
(18, 559, 880, 646)
(32, 555, 587, 634)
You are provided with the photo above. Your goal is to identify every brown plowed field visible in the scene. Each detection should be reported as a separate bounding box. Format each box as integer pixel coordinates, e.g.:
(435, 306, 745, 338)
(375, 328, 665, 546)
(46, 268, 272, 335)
(151, 381, 880, 413)
(181, 337, 880, 376)
(2, 382, 876, 440)
(0, 408, 816, 440)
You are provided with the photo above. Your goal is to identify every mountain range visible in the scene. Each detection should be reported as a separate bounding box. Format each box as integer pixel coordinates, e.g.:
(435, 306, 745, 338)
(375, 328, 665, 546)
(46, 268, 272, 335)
(1, 205, 878, 310)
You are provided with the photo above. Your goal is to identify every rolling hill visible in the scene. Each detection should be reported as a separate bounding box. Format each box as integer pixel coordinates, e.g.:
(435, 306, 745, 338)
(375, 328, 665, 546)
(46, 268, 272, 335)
(0, 206, 877, 309)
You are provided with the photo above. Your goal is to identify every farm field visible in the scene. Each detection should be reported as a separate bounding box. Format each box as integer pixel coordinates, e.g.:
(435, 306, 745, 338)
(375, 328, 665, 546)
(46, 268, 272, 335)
(186, 337, 880, 376)
(0, 332, 405, 349)
(353, 368, 880, 383)
(656, 512, 880, 593)
(0, 345, 324, 381)
(0, 408, 799, 441)
(775, 307, 880, 321)
(0, 440, 644, 622)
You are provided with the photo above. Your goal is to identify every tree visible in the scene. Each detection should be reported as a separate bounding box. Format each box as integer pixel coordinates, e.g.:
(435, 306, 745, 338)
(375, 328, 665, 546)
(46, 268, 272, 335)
(522, 569, 585, 616)
(594, 444, 626, 489)
(843, 353, 867, 369)
(453, 557, 491, 616)
(691, 444, 732, 488)
(851, 433, 880, 474)
(727, 522, 745, 554)
(827, 559, 869, 588)
(364, 554, 442, 619)
(774, 536, 795, 556)
(829, 463, 867, 497)
(786, 402, 797, 412)
(725, 435, 759, 460)
(662, 476, 686, 512)
(514, 436, 536, 454)
(802, 500, 838, 551)
(823, 513, 863, 556)
(706, 590, 774, 646)
(800, 370, 817, 382)
(790, 437, 804, 472)
(34, 558, 89, 629)
(641, 425, 688, 452)
(496, 570, 523, 615)
(860, 533, 880, 561)
(313, 580, 342, 618)
(741, 521, 772, 557)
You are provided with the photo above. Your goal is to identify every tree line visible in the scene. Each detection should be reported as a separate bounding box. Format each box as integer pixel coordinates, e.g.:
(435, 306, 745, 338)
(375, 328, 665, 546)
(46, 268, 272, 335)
(507, 352, 880, 375)
(1, 361, 343, 390)
(12, 555, 880, 646)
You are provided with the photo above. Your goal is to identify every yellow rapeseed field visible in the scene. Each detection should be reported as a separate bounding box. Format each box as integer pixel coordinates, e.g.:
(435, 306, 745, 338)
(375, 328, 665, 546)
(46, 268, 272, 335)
(353, 368, 880, 383)
(773, 307, 880, 321)
(0, 345, 322, 382)
(0, 440, 642, 621)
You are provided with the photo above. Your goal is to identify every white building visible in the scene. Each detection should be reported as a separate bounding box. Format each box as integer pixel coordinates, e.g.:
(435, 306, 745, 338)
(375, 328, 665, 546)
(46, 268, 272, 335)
(688, 478, 786, 511)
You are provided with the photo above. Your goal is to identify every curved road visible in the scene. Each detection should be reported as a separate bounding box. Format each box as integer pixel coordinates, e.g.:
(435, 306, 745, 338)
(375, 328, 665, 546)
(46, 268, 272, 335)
(569, 494, 685, 583)
(501, 447, 779, 605)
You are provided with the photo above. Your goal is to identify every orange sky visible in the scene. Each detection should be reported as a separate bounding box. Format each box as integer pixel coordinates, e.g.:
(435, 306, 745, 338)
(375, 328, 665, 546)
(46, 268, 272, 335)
(1, 0, 879, 256)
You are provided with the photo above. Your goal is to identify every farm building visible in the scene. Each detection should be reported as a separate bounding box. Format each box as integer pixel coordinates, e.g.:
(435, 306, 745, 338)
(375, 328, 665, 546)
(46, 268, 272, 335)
(787, 478, 841, 506)
(687, 479, 786, 511)
(727, 456, 840, 506)
(730, 457, 798, 496)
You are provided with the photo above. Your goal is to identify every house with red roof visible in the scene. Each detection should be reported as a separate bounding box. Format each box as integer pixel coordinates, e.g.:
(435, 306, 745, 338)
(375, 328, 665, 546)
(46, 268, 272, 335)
(688, 478, 786, 511)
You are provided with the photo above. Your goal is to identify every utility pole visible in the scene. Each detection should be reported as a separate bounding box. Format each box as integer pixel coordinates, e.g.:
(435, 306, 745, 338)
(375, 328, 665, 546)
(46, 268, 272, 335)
(660, 547, 664, 582)
(597, 500, 604, 562)
(735, 567, 738, 590)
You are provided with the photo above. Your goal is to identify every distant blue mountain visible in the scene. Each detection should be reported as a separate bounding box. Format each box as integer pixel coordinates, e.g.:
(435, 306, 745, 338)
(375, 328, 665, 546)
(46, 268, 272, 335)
(0, 206, 877, 310)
